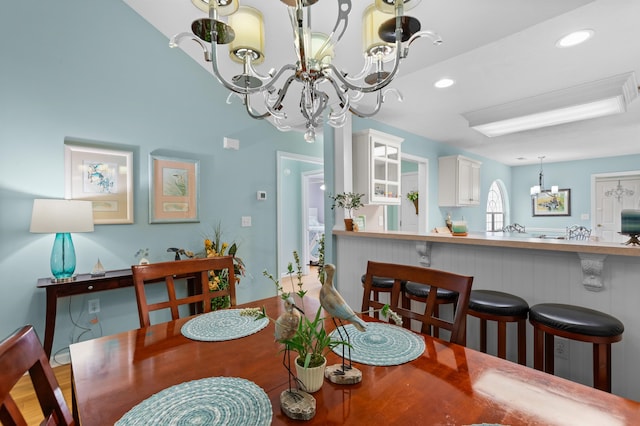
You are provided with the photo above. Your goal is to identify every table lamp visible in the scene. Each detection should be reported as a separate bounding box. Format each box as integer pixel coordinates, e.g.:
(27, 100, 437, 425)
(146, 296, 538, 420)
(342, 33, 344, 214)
(30, 199, 94, 282)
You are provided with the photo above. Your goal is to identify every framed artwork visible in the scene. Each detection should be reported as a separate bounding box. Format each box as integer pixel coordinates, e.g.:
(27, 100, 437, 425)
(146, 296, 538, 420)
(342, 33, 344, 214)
(532, 189, 571, 217)
(64, 143, 134, 224)
(149, 155, 200, 223)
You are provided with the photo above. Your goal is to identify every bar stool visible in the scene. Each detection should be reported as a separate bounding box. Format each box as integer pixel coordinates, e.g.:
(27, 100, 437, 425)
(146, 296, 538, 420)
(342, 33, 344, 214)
(466, 290, 529, 365)
(361, 275, 405, 319)
(529, 303, 624, 392)
(402, 281, 457, 336)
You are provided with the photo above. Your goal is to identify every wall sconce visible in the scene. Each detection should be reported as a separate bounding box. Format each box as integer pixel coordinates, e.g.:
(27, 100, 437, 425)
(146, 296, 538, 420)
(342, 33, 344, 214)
(30, 199, 94, 282)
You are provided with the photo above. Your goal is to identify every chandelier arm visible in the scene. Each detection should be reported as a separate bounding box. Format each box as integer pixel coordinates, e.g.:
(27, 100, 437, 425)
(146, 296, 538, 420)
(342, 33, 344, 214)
(348, 91, 384, 118)
(241, 93, 272, 120)
(169, 32, 212, 62)
(402, 30, 443, 58)
(264, 75, 298, 114)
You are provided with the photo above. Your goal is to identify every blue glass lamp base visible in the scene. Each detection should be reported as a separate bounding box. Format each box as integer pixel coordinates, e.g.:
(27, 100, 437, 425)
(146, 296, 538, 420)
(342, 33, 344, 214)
(50, 232, 77, 282)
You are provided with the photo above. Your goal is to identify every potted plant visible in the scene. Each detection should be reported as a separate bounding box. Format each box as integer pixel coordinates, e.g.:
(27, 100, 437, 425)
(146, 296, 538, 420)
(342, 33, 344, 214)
(329, 192, 364, 231)
(256, 251, 348, 393)
(406, 190, 419, 214)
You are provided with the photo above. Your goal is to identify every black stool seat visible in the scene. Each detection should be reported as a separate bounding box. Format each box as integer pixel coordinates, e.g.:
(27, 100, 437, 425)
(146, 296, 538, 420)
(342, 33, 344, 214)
(466, 290, 529, 365)
(529, 303, 624, 392)
(405, 281, 457, 300)
(360, 274, 403, 289)
(469, 290, 529, 317)
(529, 303, 624, 337)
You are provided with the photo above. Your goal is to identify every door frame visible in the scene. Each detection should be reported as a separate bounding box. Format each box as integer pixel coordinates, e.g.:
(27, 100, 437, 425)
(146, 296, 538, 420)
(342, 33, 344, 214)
(590, 170, 640, 238)
(276, 151, 323, 278)
(400, 153, 429, 233)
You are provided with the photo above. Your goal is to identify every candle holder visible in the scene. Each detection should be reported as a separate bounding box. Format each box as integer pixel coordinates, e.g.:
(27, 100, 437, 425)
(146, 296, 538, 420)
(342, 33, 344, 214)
(622, 233, 640, 246)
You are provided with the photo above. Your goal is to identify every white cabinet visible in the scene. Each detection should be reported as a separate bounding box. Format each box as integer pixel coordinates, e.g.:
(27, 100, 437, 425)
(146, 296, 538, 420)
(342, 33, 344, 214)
(438, 155, 482, 206)
(353, 129, 404, 205)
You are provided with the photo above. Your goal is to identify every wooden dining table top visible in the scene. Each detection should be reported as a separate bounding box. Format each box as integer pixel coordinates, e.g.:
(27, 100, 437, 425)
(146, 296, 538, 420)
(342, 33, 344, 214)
(69, 296, 640, 425)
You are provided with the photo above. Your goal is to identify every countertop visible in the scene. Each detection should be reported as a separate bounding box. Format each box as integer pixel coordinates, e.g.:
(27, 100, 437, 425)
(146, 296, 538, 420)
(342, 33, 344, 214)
(332, 230, 640, 257)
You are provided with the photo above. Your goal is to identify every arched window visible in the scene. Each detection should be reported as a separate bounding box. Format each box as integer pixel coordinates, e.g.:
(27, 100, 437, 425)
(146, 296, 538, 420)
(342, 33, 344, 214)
(486, 180, 505, 231)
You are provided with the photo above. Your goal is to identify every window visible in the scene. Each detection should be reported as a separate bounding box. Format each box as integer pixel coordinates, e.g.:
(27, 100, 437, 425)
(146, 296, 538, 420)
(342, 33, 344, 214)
(486, 180, 504, 231)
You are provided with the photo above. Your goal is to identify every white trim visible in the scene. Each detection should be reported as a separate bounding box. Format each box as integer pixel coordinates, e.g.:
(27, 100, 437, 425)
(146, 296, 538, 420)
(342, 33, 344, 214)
(400, 153, 429, 233)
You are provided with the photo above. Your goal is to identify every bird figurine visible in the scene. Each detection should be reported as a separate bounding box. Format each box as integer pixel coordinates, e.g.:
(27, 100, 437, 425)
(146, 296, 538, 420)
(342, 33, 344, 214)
(275, 296, 301, 341)
(319, 264, 367, 332)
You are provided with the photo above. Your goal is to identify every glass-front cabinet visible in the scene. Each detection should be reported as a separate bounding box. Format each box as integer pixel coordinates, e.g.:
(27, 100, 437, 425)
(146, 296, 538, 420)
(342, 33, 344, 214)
(353, 129, 404, 205)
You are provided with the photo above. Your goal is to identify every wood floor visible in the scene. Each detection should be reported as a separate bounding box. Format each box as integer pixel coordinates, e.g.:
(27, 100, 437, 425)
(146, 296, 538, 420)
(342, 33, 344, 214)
(10, 268, 321, 425)
(10, 364, 72, 425)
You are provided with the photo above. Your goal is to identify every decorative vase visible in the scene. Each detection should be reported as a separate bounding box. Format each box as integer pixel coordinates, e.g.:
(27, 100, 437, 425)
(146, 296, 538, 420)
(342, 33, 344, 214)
(344, 218, 354, 231)
(294, 356, 327, 393)
(412, 199, 419, 214)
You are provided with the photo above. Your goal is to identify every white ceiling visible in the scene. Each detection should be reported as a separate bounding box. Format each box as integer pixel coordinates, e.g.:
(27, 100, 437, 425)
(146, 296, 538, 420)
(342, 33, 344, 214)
(123, 0, 640, 166)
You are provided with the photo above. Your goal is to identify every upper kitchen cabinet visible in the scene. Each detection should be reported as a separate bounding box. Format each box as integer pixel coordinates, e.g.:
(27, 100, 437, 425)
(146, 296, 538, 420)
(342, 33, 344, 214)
(438, 155, 482, 207)
(353, 129, 404, 205)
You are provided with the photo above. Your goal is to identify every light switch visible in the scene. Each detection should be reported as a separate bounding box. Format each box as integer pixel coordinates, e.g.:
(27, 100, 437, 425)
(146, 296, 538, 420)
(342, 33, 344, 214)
(257, 191, 267, 200)
(223, 137, 240, 150)
(241, 216, 252, 227)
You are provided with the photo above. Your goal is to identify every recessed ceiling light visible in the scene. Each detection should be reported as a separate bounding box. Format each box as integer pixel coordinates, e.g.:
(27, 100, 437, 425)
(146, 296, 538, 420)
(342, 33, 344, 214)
(556, 29, 594, 48)
(434, 78, 455, 88)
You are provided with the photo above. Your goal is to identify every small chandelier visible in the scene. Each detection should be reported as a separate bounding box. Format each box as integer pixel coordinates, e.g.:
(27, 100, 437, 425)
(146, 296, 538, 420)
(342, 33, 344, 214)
(170, 0, 442, 142)
(530, 156, 558, 196)
(605, 180, 634, 202)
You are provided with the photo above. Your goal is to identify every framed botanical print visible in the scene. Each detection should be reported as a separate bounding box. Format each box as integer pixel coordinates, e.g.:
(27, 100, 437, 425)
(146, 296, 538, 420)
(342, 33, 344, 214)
(149, 155, 200, 223)
(532, 189, 571, 217)
(64, 143, 134, 224)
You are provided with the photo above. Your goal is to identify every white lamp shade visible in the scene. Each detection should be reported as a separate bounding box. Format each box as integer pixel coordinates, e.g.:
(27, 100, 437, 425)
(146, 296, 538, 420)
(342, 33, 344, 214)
(30, 199, 94, 233)
(363, 5, 394, 56)
(228, 6, 265, 65)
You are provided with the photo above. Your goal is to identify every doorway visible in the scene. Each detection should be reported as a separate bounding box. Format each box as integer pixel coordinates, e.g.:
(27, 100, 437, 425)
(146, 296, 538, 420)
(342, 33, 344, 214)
(388, 154, 429, 233)
(592, 171, 640, 242)
(277, 152, 324, 278)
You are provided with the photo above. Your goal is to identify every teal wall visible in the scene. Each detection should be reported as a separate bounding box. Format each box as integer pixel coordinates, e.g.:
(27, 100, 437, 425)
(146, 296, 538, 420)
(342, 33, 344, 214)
(2, 1, 639, 360)
(0, 1, 322, 357)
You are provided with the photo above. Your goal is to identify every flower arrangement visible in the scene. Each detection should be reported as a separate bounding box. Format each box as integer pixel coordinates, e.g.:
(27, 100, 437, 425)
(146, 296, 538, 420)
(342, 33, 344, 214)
(406, 190, 419, 202)
(202, 222, 246, 310)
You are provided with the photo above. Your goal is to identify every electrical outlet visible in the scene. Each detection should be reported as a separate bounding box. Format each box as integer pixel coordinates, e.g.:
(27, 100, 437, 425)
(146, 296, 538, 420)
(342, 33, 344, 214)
(555, 337, 569, 360)
(88, 299, 100, 314)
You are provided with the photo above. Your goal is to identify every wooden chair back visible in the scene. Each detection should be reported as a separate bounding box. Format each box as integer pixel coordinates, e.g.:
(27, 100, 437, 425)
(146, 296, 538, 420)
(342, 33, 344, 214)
(362, 261, 473, 345)
(0, 325, 74, 426)
(132, 256, 236, 328)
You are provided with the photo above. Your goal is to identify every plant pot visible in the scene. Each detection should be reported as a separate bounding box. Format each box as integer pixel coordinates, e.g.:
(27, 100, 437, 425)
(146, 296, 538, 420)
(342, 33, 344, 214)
(294, 356, 327, 393)
(412, 199, 419, 214)
(344, 218, 354, 231)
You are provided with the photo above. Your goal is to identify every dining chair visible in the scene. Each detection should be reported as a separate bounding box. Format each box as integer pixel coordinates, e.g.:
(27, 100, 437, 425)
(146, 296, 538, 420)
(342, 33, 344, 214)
(502, 223, 526, 233)
(132, 256, 236, 328)
(362, 261, 473, 345)
(566, 225, 592, 240)
(0, 325, 75, 426)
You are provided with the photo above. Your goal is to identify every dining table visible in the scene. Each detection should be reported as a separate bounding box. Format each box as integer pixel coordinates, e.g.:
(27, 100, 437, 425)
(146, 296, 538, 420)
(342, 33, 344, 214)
(69, 295, 640, 425)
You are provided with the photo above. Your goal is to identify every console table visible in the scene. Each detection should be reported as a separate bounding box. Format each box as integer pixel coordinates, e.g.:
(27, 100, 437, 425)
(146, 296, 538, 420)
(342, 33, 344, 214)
(37, 269, 134, 358)
(37, 268, 202, 358)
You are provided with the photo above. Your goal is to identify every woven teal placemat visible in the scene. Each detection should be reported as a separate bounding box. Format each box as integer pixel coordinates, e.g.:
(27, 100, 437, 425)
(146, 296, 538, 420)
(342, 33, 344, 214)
(115, 377, 272, 425)
(181, 309, 269, 341)
(330, 322, 425, 366)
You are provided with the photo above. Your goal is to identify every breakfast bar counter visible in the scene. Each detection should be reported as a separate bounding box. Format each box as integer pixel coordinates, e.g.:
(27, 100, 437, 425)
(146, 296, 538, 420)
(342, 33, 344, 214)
(332, 229, 640, 401)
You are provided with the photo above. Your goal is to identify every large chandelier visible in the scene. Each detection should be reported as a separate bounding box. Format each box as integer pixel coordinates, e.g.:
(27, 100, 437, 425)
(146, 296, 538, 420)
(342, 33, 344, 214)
(170, 0, 442, 142)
